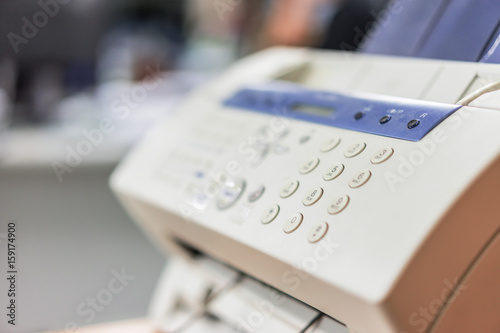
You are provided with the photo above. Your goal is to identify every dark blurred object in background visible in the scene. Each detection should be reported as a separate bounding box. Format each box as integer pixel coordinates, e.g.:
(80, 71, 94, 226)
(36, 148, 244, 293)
(0, 0, 387, 125)
(320, 0, 387, 51)
(0, 0, 186, 124)
(255, 0, 387, 51)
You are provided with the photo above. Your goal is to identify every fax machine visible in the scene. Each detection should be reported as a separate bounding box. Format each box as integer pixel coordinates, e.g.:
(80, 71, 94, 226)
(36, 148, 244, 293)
(110, 47, 500, 333)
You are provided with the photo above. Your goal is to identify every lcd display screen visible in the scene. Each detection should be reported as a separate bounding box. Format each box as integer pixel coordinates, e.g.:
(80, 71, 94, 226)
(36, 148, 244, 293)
(290, 103, 335, 117)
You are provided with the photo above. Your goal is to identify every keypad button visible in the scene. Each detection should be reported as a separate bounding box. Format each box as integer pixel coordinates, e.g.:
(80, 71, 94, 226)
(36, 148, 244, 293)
(349, 170, 372, 188)
(407, 119, 420, 129)
(354, 112, 364, 120)
(320, 137, 341, 152)
(322, 163, 345, 181)
(344, 142, 366, 158)
(299, 157, 320, 174)
(276, 128, 290, 141)
(299, 135, 311, 144)
(379, 115, 392, 124)
(283, 213, 303, 234)
(327, 195, 350, 215)
(261, 204, 280, 224)
(216, 178, 246, 210)
(370, 147, 394, 164)
(302, 187, 324, 206)
(250, 145, 269, 166)
(248, 185, 265, 202)
(308, 222, 329, 243)
(279, 180, 299, 198)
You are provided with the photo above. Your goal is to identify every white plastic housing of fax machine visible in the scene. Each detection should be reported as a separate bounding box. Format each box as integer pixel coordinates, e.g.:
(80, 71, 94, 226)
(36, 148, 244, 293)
(110, 47, 500, 333)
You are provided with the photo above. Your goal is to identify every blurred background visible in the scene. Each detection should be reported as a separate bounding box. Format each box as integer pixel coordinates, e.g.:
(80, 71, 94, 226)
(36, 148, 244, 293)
(0, 0, 389, 126)
(1, 0, 499, 331)
(0, 1, 388, 332)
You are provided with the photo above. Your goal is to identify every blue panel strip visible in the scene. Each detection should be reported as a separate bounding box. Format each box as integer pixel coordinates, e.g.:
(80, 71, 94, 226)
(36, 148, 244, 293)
(223, 84, 461, 142)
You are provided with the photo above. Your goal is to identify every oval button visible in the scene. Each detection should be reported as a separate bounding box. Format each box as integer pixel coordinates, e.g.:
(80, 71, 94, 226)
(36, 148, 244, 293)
(283, 213, 303, 234)
(248, 185, 265, 202)
(261, 204, 280, 224)
(322, 163, 345, 181)
(349, 170, 372, 188)
(327, 195, 350, 215)
(308, 222, 329, 243)
(344, 141, 366, 158)
(320, 137, 341, 152)
(370, 147, 394, 164)
(302, 187, 324, 206)
(299, 157, 320, 174)
(216, 178, 246, 210)
(251, 145, 269, 166)
(279, 180, 299, 198)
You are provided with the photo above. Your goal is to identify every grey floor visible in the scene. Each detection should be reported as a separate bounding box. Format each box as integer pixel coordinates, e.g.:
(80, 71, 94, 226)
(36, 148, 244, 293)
(0, 164, 164, 333)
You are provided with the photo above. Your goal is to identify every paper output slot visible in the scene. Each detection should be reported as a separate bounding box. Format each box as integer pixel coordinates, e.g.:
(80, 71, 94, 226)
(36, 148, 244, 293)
(206, 277, 320, 333)
(149, 257, 240, 333)
(307, 315, 351, 333)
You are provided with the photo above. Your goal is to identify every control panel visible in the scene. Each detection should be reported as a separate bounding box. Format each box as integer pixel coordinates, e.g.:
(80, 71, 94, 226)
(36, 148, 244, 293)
(225, 85, 461, 141)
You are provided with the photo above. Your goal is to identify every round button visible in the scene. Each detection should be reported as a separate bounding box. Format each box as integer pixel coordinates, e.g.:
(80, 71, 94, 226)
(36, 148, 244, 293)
(250, 145, 269, 166)
(308, 222, 329, 243)
(349, 170, 372, 188)
(322, 163, 345, 181)
(248, 185, 265, 202)
(379, 115, 392, 124)
(283, 213, 303, 234)
(279, 180, 299, 198)
(407, 119, 420, 129)
(344, 142, 366, 158)
(327, 195, 350, 215)
(370, 147, 394, 164)
(299, 157, 320, 174)
(299, 135, 311, 144)
(319, 137, 341, 152)
(216, 179, 246, 210)
(276, 128, 290, 141)
(354, 112, 364, 120)
(261, 204, 280, 224)
(302, 187, 324, 206)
